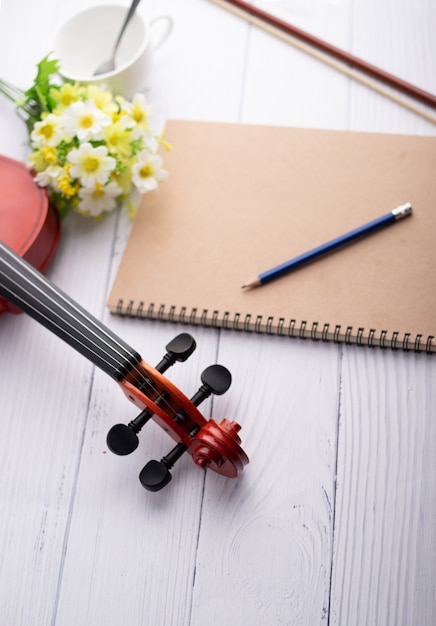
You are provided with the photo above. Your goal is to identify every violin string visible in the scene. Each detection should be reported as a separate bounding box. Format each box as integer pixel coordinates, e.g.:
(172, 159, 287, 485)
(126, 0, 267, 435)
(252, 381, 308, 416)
(0, 249, 189, 419)
(0, 261, 182, 418)
(1, 266, 126, 373)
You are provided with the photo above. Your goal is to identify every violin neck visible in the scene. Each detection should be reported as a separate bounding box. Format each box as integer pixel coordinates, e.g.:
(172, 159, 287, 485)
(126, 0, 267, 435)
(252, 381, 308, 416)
(0, 242, 141, 381)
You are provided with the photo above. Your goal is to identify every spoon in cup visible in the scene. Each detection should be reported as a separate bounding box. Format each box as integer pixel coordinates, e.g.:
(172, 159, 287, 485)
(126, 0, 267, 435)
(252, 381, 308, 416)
(94, 0, 142, 75)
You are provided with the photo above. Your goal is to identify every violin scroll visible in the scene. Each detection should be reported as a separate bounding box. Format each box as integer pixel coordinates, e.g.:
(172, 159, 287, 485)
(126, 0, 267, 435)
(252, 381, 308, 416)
(107, 333, 249, 491)
(191, 418, 247, 476)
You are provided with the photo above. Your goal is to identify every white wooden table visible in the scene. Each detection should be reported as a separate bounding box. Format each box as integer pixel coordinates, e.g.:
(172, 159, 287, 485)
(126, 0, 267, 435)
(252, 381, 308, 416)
(1, 1, 435, 624)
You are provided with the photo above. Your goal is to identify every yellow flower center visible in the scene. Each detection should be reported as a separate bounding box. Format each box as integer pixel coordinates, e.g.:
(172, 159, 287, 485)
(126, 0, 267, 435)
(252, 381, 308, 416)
(107, 128, 119, 142)
(93, 187, 105, 199)
(93, 94, 107, 111)
(133, 107, 144, 123)
(40, 124, 54, 139)
(139, 164, 152, 178)
(80, 114, 94, 129)
(58, 174, 78, 198)
(61, 93, 74, 106)
(43, 147, 57, 164)
(84, 157, 100, 172)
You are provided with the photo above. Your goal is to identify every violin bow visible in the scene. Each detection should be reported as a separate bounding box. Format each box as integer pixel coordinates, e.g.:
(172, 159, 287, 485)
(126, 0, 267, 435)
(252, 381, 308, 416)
(0, 242, 249, 492)
(210, 0, 436, 124)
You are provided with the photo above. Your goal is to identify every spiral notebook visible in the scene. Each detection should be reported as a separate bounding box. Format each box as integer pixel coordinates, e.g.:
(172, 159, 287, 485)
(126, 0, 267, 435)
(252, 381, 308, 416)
(107, 119, 436, 353)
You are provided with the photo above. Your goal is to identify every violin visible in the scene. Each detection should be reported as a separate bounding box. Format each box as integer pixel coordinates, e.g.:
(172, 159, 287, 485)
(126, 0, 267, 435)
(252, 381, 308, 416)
(0, 155, 60, 314)
(0, 242, 249, 491)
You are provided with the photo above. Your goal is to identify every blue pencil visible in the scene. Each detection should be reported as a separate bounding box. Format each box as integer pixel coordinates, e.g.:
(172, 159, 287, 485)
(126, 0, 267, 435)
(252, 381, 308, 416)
(242, 203, 412, 289)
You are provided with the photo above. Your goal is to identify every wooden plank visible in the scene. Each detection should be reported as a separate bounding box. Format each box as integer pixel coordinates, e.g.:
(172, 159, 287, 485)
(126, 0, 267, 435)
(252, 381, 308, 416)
(53, 317, 223, 625)
(191, 334, 341, 625)
(0, 212, 119, 623)
(330, 347, 436, 625)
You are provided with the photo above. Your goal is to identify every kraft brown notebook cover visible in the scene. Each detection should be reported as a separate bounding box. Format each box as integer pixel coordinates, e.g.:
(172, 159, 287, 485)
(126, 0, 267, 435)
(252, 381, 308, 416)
(107, 119, 436, 353)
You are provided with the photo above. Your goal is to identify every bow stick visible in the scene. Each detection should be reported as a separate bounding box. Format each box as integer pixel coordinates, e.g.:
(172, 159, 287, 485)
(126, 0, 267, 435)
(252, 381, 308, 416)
(211, 0, 436, 124)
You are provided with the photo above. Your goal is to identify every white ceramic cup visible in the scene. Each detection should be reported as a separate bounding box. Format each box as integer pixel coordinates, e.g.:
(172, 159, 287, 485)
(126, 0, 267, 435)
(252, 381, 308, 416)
(53, 4, 173, 99)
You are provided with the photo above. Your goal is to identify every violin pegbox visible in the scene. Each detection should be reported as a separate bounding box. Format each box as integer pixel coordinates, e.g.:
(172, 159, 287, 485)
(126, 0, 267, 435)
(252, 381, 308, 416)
(107, 333, 249, 491)
(106, 333, 197, 455)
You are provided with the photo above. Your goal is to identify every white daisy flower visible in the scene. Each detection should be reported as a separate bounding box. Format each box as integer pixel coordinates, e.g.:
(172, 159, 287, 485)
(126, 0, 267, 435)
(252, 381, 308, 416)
(131, 151, 168, 194)
(67, 142, 116, 187)
(63, 100, 111, 142)
(85, 84, 118, 117)
(30, 114, 64, 147)
(121, 93, 151, 137)
(78, 182, 122, 217)
(34, 165, 65, 191)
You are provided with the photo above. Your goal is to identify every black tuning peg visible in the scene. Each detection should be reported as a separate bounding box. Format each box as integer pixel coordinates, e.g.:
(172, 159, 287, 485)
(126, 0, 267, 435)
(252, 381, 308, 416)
(105, 411, 149, 456)
(155, 332, 197, 370)
(191, 364, 232, 405)
(139, 364, 232, 491)
(106, 333, 196, 455)
(139, 443, 187, 492)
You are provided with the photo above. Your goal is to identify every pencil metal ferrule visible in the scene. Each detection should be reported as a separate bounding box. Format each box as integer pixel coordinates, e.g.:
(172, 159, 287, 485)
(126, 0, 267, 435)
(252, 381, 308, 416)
(392, 203, 412, 220)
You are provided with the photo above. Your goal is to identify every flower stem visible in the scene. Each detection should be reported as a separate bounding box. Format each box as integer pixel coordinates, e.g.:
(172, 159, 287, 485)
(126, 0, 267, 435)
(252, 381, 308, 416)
(0, 78, 40, 133)
(0, 78, 25, 103)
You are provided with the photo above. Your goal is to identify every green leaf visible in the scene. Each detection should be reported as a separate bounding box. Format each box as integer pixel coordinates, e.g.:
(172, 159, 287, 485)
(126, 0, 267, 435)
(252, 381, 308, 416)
(23, 54, 61, 113)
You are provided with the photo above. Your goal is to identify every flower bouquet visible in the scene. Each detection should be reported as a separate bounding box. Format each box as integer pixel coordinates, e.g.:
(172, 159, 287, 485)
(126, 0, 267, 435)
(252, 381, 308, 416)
(0, 56, 168, 219)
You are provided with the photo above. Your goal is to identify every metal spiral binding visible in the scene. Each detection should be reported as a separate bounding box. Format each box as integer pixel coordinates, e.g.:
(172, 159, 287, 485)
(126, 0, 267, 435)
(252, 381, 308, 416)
(243, 314, 251, 332)
(113, 299, 435, 354)
(233, 312, 240, 331)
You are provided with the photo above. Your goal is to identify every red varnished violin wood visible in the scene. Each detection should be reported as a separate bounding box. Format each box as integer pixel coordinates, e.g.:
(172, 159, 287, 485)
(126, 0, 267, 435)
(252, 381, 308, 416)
(120, 359, 209, 441)
(191, 419, 249, 477)
(120, 359, 248, 477)
(0, 155, 60, 314)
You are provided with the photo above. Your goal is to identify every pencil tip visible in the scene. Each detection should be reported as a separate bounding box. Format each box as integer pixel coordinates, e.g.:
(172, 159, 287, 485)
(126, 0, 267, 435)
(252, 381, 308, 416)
(241, 277, 261, 289)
